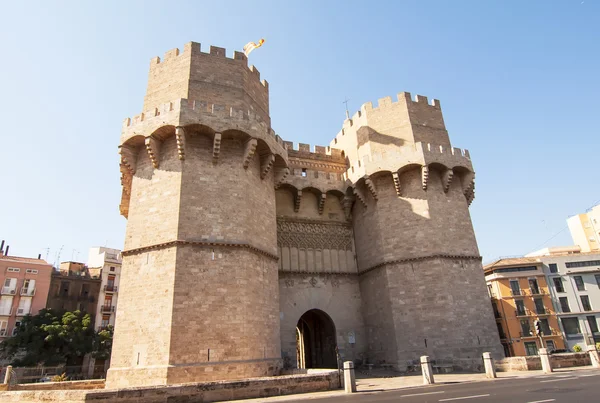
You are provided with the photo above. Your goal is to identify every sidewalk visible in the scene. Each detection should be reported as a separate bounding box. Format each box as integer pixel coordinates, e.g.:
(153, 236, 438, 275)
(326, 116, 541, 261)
(237, 365, 596, 402)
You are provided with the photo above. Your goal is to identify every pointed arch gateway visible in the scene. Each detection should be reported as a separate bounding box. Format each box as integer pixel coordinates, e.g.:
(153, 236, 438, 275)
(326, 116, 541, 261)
(296, 309, 338, 369)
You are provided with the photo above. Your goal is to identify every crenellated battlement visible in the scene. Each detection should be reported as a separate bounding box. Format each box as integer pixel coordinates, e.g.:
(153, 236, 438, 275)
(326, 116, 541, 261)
(149, 42, 268, 88)
(120, 98, 285, 151)
(283, 142, 344, 158)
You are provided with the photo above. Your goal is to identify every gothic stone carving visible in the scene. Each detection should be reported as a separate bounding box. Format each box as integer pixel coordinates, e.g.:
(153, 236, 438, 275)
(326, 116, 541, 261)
(277, 219, 353, 251)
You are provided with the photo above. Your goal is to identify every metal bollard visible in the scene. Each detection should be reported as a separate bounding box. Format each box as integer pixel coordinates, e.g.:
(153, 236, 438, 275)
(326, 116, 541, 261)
(420, 356, 435, 384)
(587, 345, 600, 368)
(482, 352, 496, 378)
(343, 361, 356, 393)
(539, 348, 553, 374)
(3, 365, 12, 385)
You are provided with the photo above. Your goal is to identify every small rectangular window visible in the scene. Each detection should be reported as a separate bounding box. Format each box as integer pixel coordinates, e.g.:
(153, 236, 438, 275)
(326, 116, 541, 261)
(574, 276, 585, 291)
(510, 280, 521, 296)
(110, 266, 115, 272)
(553, 277, 565, 293)
(301, 168, 307, 177)
(515, 300, 526, 316)
(520, 319, 532, 337)
(559, 297, 571, 313)
(581, 295, 592, 311)
(587, 316, 599, 333)
(561, 317, 582, 336)
(546, 340, 556, 351)
(534, 298, 545, 314)
(595, 274, 600, 289)
(7, 267, 20, 272)
(548, 263, 558, 273)
(25, 269, 38, 274)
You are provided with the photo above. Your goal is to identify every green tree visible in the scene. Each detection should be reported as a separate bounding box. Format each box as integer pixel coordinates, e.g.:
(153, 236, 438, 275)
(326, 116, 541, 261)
(0, 309, 97, 366)
(92, 325, 113, 360)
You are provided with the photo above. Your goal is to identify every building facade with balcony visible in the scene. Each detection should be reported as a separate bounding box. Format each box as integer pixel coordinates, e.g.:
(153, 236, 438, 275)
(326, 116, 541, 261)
(526, 247, 600, 351)
(87, 247, 121, 331)
(567, 204, 600, 253)
(484, 257, 566, 357)
(46, 262, 101, 317)
(0, 244, 52, 339)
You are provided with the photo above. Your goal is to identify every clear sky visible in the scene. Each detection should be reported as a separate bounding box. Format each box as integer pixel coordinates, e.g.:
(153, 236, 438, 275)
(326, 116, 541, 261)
(1, 1, 598, 265)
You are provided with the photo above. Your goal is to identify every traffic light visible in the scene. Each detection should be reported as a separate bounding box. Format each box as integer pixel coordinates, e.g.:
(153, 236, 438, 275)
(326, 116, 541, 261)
(535, 320, 543, 336)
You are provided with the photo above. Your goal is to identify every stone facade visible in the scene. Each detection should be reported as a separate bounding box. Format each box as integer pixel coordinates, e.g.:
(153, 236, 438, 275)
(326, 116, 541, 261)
(108, 41, 503, 388)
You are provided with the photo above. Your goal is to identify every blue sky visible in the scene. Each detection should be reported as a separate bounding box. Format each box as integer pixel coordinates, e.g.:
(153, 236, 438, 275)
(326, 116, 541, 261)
(1, 0, 598, 264)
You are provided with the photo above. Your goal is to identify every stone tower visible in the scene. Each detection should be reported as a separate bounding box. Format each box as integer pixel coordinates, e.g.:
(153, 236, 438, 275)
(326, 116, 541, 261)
(110, 41, 502, 388)
(107, 42, 288, 388)
(330, 94, 503, 368)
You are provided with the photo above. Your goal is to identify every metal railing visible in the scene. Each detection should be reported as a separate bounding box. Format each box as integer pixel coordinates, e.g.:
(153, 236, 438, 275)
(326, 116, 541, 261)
(103, 285, 117, 292)
(1, 287, 17, 295)
(100, 305, 115, 313)
(515, 309, 530, 317)
(510, 289, 522, 296)
(20, 287, 35, 297)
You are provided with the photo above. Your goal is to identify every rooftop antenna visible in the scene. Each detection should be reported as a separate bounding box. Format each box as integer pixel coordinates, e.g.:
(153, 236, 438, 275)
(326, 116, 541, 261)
(54, 245, 64, 268)
(44, 247, 50, 261)
(343, 96, 350, 120)
(71, 249, 80, 261)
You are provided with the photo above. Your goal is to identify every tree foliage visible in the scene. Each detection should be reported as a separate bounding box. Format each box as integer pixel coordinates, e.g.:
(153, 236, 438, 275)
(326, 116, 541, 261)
(0, 309, 113, 366)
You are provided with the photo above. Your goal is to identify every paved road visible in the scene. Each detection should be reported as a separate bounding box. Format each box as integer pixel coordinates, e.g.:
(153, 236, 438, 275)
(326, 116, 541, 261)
(284, 369, 600, 403)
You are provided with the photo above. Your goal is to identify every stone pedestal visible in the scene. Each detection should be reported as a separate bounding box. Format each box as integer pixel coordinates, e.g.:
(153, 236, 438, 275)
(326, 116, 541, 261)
(420, 356, 435, 384)
(343, 361, 356, 393)
(587, 345, 600, 368)
(483, 352, 496, 378)
(539, 348, 552, 374)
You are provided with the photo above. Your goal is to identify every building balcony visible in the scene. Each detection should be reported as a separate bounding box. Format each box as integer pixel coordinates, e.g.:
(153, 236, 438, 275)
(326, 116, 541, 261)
(0, 308, 12, 316)
(101, 305, 115, 313)
(103, 285, 117, 293)
(0, 287, 17, 295)
(16, 307, 31, 316)
(515, 310, 531, 317)
(510, 290, 522, 297)
(20, 287, 35, 297)
(529, 288, 546, 296)
(520, 331, 535, 338)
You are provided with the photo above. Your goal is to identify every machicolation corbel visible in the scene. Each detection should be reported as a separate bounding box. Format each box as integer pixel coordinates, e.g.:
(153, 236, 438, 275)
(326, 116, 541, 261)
(243, 139, 257, 169)
(353, 187, 367, 208)
(119, 146, 138, 175)
(145, 136, 161, 169)
(318, 194, 327, 215)
(213, 133, 222, 163)
(175, 126, 186, 161)
(392, 172, 401, 197)
(260, 154, 275, 179)
(421, 166, 429, 191)
(364, 177, 378, 201)
(442, 169, 454, 193)
(274, 168, 289, 189)
(294, 190, 302, 212)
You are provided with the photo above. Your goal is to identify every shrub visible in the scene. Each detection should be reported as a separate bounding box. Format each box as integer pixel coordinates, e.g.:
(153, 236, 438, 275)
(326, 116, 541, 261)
(573, 345, 583, 352)
(51, 373, 68, 382)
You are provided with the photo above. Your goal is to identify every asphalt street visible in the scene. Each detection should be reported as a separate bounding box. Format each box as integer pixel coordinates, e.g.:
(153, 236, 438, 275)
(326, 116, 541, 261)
(284, 369, 600, 403)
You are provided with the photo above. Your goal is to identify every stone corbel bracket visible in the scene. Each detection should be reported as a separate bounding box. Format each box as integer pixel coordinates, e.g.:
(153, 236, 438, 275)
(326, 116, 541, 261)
(392, 172, 401, 196)
(145, 136, 161, 169)
(175, 126, 186, 160)
(442, 169, 454, 193)
(342, 196, 354, 219)
(274, 167, 290, 189)
(260, 153, 275, 179)
(421, 165, 429, 190)
(119, 146, 138, 175)
(353, 186, 367, 208)
(212, 132, 222, 163)
(318, 194, 327, 215)
(294, 190, 303, 212)
(364, 177, 378, 201)
(243, 139, 257, 169)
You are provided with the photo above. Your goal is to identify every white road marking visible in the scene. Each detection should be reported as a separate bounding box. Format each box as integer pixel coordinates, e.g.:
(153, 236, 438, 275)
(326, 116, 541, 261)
(401, 391, 445, 397)
(539, 376, 578, 383)
(578, 374, 599, 377)
(527, 399, 556, 403)
(439, 394, 490, 401)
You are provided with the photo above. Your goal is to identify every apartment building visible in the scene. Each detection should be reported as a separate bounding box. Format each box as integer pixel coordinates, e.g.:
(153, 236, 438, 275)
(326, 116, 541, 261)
(567, 204, 600, 252)
(46, 262, 101, 316)
(87, 247, 122, 331)
(0, 241, 52, 338)
(527, 246, 600, 351)
(484, 258, 565, 357)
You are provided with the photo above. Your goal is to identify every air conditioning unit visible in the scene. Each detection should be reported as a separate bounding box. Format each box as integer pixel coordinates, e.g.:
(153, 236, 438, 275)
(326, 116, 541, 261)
(17, 308, 25, 315)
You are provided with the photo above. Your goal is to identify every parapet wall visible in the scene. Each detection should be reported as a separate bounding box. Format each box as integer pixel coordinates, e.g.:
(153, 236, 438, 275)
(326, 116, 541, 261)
(143, 42, 270, 125)
(284, 141, 345, 162)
